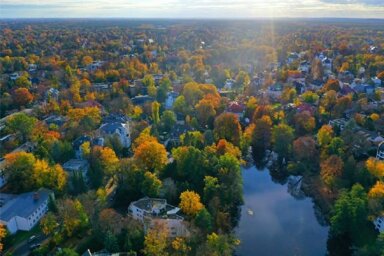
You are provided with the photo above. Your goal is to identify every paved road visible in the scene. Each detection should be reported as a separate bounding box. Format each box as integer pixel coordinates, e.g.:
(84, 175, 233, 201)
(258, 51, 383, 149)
(9, 234, 47, 256)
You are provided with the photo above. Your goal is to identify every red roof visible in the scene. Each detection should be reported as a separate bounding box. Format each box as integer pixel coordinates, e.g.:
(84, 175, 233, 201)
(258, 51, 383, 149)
(228, 101, 245, 113)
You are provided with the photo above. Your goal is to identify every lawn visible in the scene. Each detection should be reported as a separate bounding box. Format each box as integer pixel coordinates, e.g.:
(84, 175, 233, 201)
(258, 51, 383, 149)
(4, 225, 42, 251)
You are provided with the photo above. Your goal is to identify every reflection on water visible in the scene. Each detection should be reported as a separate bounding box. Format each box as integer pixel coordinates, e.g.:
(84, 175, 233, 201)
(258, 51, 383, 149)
(236, 166, 328, 256)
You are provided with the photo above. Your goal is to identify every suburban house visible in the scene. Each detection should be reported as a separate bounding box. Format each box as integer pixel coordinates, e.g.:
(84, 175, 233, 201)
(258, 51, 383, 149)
(165, 91, 179, 109)
(63, 159, 90, 181)
(87, 61, 104, 72)
(329, 118, 348, 131)
(99, 114, 131, 148)
(73, 135, 92, 159)
(227, 101, 245, 119)
(377, 141, 384, 160)
(374, 216, 384, 233)
(46, 88, 60, 101)
(223, 79, 236, 90)
(131, 95, 154, 106)
(267, 83, 283, 98)
(0, 188, 53, 234)
(10, 72, 21, 81)
(128, 197, 189, 237)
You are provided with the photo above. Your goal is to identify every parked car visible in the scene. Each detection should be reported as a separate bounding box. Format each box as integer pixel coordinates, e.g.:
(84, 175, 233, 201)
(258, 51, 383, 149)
(30, 243, 41, 250)
(28, 235, 37, 243)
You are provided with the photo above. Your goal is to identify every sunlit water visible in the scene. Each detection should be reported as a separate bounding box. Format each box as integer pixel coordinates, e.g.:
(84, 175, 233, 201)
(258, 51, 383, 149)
(236, 166, 329, 256)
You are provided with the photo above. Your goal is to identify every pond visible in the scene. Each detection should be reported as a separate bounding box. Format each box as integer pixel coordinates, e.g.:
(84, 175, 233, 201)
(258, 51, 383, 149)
(236, 166, 329, 256)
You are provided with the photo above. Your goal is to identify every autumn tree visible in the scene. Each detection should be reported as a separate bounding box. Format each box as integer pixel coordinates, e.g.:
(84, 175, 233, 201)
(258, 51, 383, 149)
(293, 136, 317, 162)
(179, 190, 204, 216)
(323, 79, 341, 92)
(40, 212, 59, 235)
(294, 111, 315, 135)
(90, 146, 119, 187)
(366, 157, 384, 181)
(143, 223, 169, 256)
(57, 199, 89, 237)
(12, 87, 33, 107)
(171, 237, 191, 256)
(133, 140, 167, 173)
(196, 98, 216, 128)
(368, 181, 384, 215)
(0, 224, 6, 253)
(4, 152, 36, 192)
(33, 159, 67, 192)
(320, 155, 344, 189)
(141, 171, 162, 197)
(251, 118, 272, 160)
(213, 113, 242, 146)
(311, 58, 324, 81)
(317, 125, 334, 147)
(151, 101, 160, 124)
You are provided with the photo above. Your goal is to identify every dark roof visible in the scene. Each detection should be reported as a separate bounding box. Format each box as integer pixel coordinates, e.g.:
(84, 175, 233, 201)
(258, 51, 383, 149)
(102, 114, 129, 123)
(0, 188, 52, 222)
(73, 135, 91, 150)
(131, 95, 154, 105)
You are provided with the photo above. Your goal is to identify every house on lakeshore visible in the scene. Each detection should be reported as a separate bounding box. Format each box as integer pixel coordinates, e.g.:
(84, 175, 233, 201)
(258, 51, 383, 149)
(128, 197, 189, 237)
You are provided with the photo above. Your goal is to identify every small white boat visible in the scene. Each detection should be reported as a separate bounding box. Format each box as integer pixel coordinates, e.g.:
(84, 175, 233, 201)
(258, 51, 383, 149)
(247, 209, 254, 216)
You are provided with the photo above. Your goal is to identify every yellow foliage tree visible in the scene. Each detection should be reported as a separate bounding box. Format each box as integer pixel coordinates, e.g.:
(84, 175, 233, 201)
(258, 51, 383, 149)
(0, 224, 6, 253)
(179, 190, 204, 216)
(133, 140, 167, 172)
(143, 223, 169, 256)
(366, 157, 384, 180)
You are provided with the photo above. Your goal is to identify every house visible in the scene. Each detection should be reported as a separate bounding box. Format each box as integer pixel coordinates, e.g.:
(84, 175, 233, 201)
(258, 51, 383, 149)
(374, 216, 384, 233)
(322, 57, 332, 71)
(73, 135, 92, 159)
(62, 159, 89, 181)
(329, 118, 348, 131)
(267, 83, 283, 98)
(223, 79, 236, 90)
(0, 188, 53, 234)
(99, 115, 131, 148)
(376, 141, 384, 160)
(128, 197, 189, 237)
(165, 91, 179, 109)
(287, 52, 299, 64)
(28, 64, 37, 73)
(87, 61, 104, 72)
(92, 83, 112, 92)
(227, 101, 245, 119)
(46, 88, 60, 101)
(0, 159, 6, 188)
(298, 61, 310, 73)
(131, 95, 154, 106)
(44, 115, 67, 128)
(10, 72, 21, 81)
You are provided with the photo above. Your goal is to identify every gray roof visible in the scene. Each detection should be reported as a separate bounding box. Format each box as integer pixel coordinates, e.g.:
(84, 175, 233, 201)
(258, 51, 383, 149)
(100, 122, 126, 134)
(0, 188, 52, 222)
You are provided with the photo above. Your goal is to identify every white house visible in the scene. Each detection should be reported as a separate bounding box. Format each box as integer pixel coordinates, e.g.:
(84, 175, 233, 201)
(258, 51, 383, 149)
(128, 197, 189, 237)
(374, 216, 384, 233)
(99, 121, 131, 148)
(377, 141, 384, 160)
(10, 72, 21, 81)
(87, 61, 104, 72)
(165, 91, 179, 109)
(0, 188, 53, 234)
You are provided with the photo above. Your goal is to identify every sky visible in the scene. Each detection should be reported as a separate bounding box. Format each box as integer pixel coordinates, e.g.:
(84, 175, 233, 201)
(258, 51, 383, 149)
(1, 0, 384, 19)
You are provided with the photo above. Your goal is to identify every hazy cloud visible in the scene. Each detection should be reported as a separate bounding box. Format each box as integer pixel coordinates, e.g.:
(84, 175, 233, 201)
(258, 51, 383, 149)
(0, 0, 383, 18)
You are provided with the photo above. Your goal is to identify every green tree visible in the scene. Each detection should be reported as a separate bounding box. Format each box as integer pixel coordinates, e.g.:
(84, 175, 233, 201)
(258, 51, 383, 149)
(4, 152, 36, 192)
(55, 248, 79, 256)
(141, 171, 162, 197)
(6, 113, 37, 141)
(272, 123, 294, 160)
(159, 110, 176, 133)
(330, 184, 368, 242)
(195, 208, 213, 233)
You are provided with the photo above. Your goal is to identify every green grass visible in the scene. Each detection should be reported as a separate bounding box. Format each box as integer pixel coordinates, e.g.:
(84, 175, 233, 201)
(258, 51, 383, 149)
(5, 225, 42, 251)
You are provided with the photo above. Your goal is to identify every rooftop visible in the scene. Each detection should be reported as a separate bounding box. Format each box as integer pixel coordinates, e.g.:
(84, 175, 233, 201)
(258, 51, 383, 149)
(0, 188, 52, 222)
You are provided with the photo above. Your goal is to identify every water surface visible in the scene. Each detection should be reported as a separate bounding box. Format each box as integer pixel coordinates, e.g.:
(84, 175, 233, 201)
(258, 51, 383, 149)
(236, 166, 328, 256)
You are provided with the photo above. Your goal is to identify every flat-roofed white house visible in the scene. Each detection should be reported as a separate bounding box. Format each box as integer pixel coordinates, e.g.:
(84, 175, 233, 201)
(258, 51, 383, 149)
(374, 216, 384, 233)
(0, 188, 53, 234)
(377, 141, 384, 160)
(128, 197, 189, 237)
